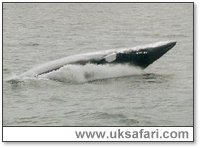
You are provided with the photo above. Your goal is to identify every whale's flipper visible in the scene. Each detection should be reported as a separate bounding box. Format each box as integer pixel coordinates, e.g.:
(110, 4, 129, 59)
(104, 53, 117, 62)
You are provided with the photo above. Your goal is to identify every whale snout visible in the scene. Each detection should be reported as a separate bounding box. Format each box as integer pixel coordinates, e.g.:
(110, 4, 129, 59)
(169, 41, 176, 47)
(155, 41, 176, 55)
(150, 41, 176, 54)
(162, 41, 176, 52)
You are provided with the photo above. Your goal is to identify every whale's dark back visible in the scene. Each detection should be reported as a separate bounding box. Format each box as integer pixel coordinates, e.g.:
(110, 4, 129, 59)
(88, 51, 150, 69)
(114, 51, 150, 68)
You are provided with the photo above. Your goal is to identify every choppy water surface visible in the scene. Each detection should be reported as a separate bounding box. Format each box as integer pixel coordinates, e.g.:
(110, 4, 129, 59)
(3, 3, 193, 126)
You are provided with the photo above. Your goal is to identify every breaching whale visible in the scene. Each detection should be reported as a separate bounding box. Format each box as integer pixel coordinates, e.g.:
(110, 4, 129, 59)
(20, 41, 176, 77)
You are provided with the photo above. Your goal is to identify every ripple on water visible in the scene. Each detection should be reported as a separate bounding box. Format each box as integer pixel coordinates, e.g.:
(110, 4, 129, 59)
(12, 116, 39, 125)
(89, 112, 140, 126)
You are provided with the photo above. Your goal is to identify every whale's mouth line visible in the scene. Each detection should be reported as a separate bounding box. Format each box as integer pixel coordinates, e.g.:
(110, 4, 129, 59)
(37, 63, 118, 76)
(38, 66, 64, 76)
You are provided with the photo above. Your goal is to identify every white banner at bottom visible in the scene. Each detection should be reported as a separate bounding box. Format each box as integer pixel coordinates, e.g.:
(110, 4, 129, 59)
(3, 127, 193, 142)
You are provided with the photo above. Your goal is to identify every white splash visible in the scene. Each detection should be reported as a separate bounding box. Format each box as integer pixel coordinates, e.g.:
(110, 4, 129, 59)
(38, 64, 142, 83)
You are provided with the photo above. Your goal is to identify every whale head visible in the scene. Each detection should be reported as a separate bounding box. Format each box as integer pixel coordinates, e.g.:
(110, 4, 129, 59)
(134, 41, 176, 68)
(116, 41, 176, 69)
(142, 41, 176, 67)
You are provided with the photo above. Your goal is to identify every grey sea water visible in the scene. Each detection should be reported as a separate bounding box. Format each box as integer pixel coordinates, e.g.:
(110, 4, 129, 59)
(3, 3, 193, 126)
